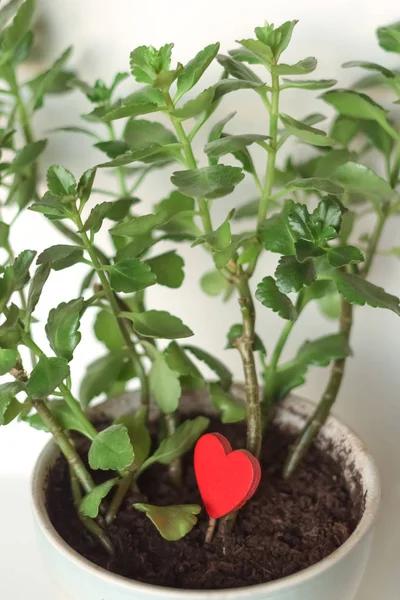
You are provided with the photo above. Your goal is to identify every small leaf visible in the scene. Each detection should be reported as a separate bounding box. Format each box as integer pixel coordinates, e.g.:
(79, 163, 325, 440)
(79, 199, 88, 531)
(259, 203, 295, 255)
(171, 165, 244, 200)
(148, 348, 181, 414)
(176, 43, 220, 100)
(0, 381, 25, 426)
(94, 310, 123, 351)
(97, 143, 180, 168)
(272, 57, 317, 75)
(205, 133, 269, 158)
(183, 345, 232, 390)
(94, 141, 129, 158)
(288, 203, 314, 241)
(164, 341, 204, 382)
(146, 251, 184, 288)
(172, 87, 215, 119)
(322, 89, 388, 125)
(0, 348, 18, 376)
(282, 78, 337, 90)
(330, 116, 360, 147)
(285, 177, 343, 196)
(311, 196, 344, 241)
(110, 211, 175, 238)
(80, 479, 118, 518)
(275, 256, 316, 293)
(109, 258, 156, 293)
(200, 269, 227, 296)
(37, 245, 83, 271)
(47, 165, 77, 200)
(140, 417, 209, 471)
(0, 0, 24, 31)
(29, 194, 68, 221)
(45, 298, 84, 362)
(11, 140, 47, 170)
(26, 263, 51, 319)
(0, 0, 34, 58)
(333, 162, 394, 202)
(209, 382, 246, 423)
(89, 424, 134, 471)
(327, 246, 364, 267)
(217, 54, 262, 83)
(333, 272, 400, 314)
(80, 351, 127, 408)
(377, 23, 400, 54)
(127, 310, 194, 339)
(29, 47, 73, 109)
(77, 168, 96, 204)
(115, 409, 151, 468)
(80, 201, 112, 234)
(237, 38, 273, 64)
(297, 333, 351, 366)
(342, 60, 394, 79)
(280, 114, 333, 146)
(133, 503, 201, 541)
(13, 249, 36, 290)
(255, 276, 297, 320)
(124, 119, 177, 155)
(226, 324, 266, 353)
(27, 356, 70, 398)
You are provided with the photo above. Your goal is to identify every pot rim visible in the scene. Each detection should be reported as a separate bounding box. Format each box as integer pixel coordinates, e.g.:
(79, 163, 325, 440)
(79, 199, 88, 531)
(31, 395, 380, 598)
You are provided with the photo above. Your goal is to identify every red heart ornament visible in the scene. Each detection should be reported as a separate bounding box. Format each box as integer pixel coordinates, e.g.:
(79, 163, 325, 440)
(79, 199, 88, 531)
(194, 433, 261, 519)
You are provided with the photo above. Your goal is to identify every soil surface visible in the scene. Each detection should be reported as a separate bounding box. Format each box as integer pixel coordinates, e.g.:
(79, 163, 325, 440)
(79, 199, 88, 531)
(46, 417, 363, 590)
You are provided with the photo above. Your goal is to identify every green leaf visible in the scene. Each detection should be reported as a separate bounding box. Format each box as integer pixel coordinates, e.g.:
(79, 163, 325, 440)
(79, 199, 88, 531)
(330, 116, 359, 147)
(109, 258, 156, 293)
(333, 272, 400, 314)
(94, 310, 123, 351)
(322, 90, 388, 125)
(172, 87, 215, 119)
(30, 399, 95, 438)
(0, 0, 24, 31)
(288, 203, 314, 241)
(140, 416, 209, 471)
(148, 347, 181, 414)
(97, 143, 180, 168)
(209, 382, 246, 423)
(45, 298, 84, 362)
(183, 345, 232, 390)
(0, 0, 34, 58)
(275, 256, 316, 293)
(255, 276, 297, 320)
(94, 141, 129, 158)
(212, 78, 263, 101)
(133, 503, 201, 541)
(285, 177, 344, 196)
(205, 133, 269, 158)
(272, 57, 317, 75)
(127, 310, 194, 339)
(146, 251, 184, 288)
(280, 114, 333, 146)
(318, 289, 342, 319)
(228, 46, 263, 64)
(226, 324, 266, 353)
(254, 20, 298, 59)
(90, 95, 162, 122)
(124, 119, 177, 153)
(259, 203, 295, 255)
(282, 78, 336, 90)
(0, 222, 9, 248)
(26, 263, 51, 319)
(37, 245, 83, 271)
(297, 333, 351, 366)
(80, 201, 112, 234)
(29, 193, 69, 221)
(357, 121, 393, 158)
(115, 409, 151, 468)
(11, 140, 47, 170)
(294, 240, 325, 263)
(80, 351, 127, 408)
(377, 23, 400, 54)
(27, 356, 70, 397)
(110, 211, 175, 238)
(343, 60, 394, 79)
(176, 43, 220, 100)
(327, 246, 364, 267)
(0, 381, 24, 425)
(216, 54, 262, 84)
(333, 162, 394, 202)
(0, 348, 18, 375)
(314, 149, 355, 178)
(77, 168, 96, 204)
(236, 38, 273, 64)
(47, 165, 77, 200)
(129, 43, 173, 84)
(89, 424, 134, 471)
(80, 479, 118, 518)
(200, 269, 227, 296)
(12, 249, 35, 290)
(29, 47, 73, 110)
(311, 196, 344, 241)
(171, 165, 244, 199)
(164, 341, 204, 381)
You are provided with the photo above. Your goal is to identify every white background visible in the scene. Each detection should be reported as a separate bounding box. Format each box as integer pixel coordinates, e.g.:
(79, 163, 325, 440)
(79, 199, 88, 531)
(1, 1, 400, 598)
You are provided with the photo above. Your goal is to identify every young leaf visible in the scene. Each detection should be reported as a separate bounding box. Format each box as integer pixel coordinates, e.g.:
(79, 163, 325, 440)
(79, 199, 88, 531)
(80, 201, 112, 234)
(343, 60, 394, 79)
(11, 140, 47, 171)
(0, 348, 18, 376)
(164, 341, 204, 382)
(26, 263, 51, 319)
(29, 46, 73, 110)
(275, 256, 316, 293)
(281, 78, 337, 90)
(80, 479, 119, 518)
(171, 165, 244, 200)
(45, 298, 84, 362)
(13, 249, 36, 290)
(94, 310, 124, 351)
(327, 246, 364, 267)
(133, 504, 201, 541)
(311, 196, 344, 241)
(148, 349, 181, 414)
(333, 162, 394, 202)
(110, 211, 174, 238)
(204, 133, 270, 158)
(272, 57, 317, 75)
(27, 356, 70, 398)
(97, 143, 180, 168)
(237, 39, 273, 65)
(37, 245, 83, 271)
(288, 203, 314, 241)
(146, 251, 184, 288)
(322, 90, 388, 125)
(333, 271, 400, 314)
(47, 165, 77, 200)
(209, 382, 246, 423)
(296, 333, 351, 366)
(216, 54, 262, 84)
(124, 119, 177, 152)
(94, 140, 129, 158)
(115, 409, 151, 468)
(176, 43, 220, 100)
(29, 194, 69, 221)
(80, 351, 128, 408)
(200, 269, 228, 296)
(0, 381, 25, 426)
(285, 178, 343, 197)
(0, 0, 34, 58)
(377, 23, 400, 54)
(183, 345, 232, 390)
(77, 168, 96, 205)
(109, 258, 157, 293)
(255, 276, 297, 320)
(88, 424, 134, 471)
(140, 417, 209, 472)
(280, 114, 333, 146)
(171, 87, 215, 119)
(127, 310, 194, 339)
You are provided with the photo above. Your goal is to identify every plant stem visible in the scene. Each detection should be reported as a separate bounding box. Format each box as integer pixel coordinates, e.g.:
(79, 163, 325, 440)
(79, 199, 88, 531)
(361, 205, 390, 276)
(106, 122, 129, 196)
(69, 466, 114, 555)
(72, 206, 150, 407)
(205, 518, 217, 544)
(105, 470, 136, 525)
(165, 413, 183, 486)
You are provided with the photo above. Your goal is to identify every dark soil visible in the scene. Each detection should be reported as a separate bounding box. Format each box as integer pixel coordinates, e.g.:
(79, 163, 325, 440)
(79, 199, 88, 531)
(46, 417, 363, 590)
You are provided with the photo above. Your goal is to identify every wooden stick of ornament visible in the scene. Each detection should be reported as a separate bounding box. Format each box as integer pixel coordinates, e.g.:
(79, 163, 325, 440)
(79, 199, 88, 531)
(194, 432, 261, 543)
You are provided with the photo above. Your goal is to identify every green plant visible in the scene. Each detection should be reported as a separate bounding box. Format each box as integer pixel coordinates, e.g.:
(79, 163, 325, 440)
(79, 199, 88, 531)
(0, 0, 399, 551)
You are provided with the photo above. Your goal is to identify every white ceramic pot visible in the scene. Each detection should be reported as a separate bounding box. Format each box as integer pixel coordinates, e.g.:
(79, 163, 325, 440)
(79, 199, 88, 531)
(31, 394, 380, 600)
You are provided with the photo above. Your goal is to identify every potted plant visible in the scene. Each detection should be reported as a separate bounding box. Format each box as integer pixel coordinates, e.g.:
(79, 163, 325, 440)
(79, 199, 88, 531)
(1, 1, 398, 598)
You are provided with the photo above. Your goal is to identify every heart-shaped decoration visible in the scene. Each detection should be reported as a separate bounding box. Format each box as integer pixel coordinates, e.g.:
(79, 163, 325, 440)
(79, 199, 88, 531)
(194, 433, 261, 519)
